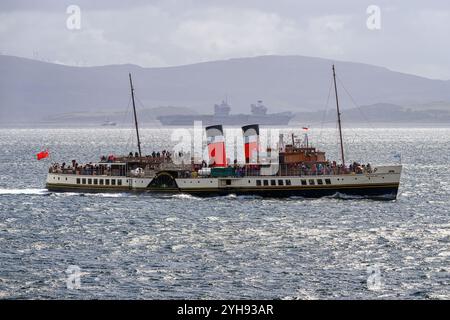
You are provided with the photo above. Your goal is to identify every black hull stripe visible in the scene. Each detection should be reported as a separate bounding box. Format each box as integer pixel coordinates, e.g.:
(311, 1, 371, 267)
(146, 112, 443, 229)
(179, 183, 399, 192)
(183, 186, 399, 200)
(47, 182, 398, 192)
(46, 183, 399, 199)
(46, 183, 131, 191)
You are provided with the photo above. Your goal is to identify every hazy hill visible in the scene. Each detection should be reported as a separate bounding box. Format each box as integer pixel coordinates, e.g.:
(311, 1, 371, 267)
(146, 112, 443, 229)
(1, 54, 450, 124)
(293, 102, 450, 125)
(42, 106, 196, 124)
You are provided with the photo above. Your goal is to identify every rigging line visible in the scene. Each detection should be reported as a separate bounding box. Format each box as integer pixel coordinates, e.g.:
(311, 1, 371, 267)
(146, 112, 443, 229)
(317, 77, 334, 148)
(335, 119, 341, 161)
(107, 94, 131, 155)
(135, 95, 148, 111)
(120, 95, 135, 154)
(336, 74, 376, 131)
(134, 89, 157, 156)
(125, 96, 139, 155)
(336, 76, 375, 162)
(337, 76, 375, 161)
(119, 95, 132, 128)
(135, 96, 150, 121)
(135, 96, 152, 154)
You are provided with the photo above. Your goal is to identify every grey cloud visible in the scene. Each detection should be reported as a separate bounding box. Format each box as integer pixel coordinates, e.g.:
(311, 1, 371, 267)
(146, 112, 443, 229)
(0, 1, 449, 79)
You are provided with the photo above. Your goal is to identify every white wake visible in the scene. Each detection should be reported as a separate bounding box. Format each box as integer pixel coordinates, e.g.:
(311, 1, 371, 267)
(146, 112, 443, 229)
(0, 188, 49, 195)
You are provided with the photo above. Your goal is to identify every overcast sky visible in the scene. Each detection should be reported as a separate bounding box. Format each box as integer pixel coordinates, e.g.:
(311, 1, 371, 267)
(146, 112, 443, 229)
(1, 0, 449, 80)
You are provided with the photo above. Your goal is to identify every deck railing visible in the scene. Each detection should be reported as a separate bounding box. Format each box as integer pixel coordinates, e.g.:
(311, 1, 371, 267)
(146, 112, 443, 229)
(49, 163, 371, 178)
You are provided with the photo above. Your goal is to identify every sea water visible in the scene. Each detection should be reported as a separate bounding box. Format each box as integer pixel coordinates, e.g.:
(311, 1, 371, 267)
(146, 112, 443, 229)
(0, 128, 449, 299)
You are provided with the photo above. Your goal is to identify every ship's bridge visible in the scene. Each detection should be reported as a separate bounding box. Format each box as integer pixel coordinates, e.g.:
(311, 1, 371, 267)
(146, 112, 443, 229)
(214, 101, 231, 116)
(250, 100, 268, 115)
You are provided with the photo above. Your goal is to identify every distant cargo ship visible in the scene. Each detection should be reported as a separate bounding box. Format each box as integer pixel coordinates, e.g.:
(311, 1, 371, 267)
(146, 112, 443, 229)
(157, 100, 294, 126)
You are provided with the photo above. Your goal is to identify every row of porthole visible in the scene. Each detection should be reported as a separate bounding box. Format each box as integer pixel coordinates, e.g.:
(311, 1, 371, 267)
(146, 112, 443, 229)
(182, 178, 335, 186)
(75, 178, 125, 186)
(52, 176, 129, 185)
(256, 178, 333, 187)
(179, 176, 383, 187)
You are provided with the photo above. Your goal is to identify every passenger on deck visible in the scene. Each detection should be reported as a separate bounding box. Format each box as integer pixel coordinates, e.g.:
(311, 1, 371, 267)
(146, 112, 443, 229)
(317, 163, 323, 175)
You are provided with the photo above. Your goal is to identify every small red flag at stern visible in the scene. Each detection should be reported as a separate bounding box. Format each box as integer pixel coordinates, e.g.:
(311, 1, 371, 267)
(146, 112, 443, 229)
(36, 150, 49, 160)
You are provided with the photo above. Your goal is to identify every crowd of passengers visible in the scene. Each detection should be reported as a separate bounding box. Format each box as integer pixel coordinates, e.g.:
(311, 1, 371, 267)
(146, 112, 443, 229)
(291, 161, 373, 175)
(48, 150, 176, 175)
(222, 160, 372, 177)
(49, 153, 372, 177)
(48, 160, 116, 175)
(98, 150, 174, 162)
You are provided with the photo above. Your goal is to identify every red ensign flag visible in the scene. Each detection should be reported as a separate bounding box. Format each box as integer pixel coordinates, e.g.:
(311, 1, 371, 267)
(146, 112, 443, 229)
(36, 150, 49, 160)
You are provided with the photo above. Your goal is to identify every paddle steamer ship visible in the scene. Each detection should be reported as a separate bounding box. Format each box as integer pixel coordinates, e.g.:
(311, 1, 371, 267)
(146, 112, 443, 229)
(46, 67, 402, 199)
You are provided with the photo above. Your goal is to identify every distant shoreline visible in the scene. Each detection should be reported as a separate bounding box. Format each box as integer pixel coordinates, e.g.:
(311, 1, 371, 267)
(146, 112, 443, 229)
(1, 122, 450, 129)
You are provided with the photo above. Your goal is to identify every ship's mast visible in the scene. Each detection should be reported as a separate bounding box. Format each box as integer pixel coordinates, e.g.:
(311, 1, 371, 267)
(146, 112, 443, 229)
(332, 65, 345, 167)
(129, 73, 142, 157)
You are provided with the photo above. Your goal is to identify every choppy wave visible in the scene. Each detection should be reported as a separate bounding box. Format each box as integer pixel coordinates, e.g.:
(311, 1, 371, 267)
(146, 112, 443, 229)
(323, 192, 395, 201)
(83, 192, 132, 198)
(170, 193, 202, 200)
(0, 128, 449, 299)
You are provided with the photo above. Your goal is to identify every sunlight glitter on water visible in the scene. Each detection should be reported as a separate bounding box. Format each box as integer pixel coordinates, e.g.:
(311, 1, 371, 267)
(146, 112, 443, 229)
(0, 128, 449, 299)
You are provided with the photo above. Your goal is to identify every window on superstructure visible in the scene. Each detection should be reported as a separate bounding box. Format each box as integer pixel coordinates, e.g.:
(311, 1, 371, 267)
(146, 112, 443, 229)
(309, 179, 315, 185)
(93, 179, 98, 185)
(82, 178, 86, 184)
(256, 180, 262, 186)
(76, 178, 80, 184)
(88, 179, 92, 184)
(118, 180, 122, 186)
(325, 179, 331, 185)
(285, 180, 291, 185)
(263, 180, 269, 186)
(317, 179, 323, 185)
(270, 180, 276, 186)
(112, 179, 116, 186)
(105, 179, 110, 185)
(99, 179, 104, 185)
(278, 180, 284, 186)
(301, 179, 307, 186)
